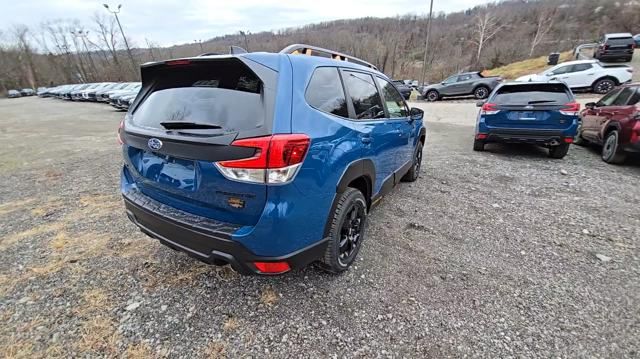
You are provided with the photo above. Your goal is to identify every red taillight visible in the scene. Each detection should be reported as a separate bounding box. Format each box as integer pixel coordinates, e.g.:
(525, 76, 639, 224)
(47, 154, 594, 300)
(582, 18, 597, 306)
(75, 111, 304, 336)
(216, 134, 310, 184)
(481, 102, 500, 115)
(254, 261, 290, 274)
(560, 102, 580, 116)
(117, 119, 124, 145)
(563, 137, 574, 144)
(476, 133, 488, 140)
(165, 59, 191, 66)
(218, 134, 310, 168)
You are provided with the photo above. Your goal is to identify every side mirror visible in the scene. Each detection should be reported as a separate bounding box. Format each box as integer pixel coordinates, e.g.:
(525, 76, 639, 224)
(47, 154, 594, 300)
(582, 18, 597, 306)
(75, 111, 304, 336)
(441, 82, 446, 85)
(476, 100, 486, 108)
(585, 102, 597, 109)
(409, 107, 424, 121)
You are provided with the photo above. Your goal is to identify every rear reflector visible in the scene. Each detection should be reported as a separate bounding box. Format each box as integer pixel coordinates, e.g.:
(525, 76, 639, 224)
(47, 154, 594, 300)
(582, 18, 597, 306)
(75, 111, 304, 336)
(563, 137, 574, 144)
(476, 133, 488, 140)
(254, 261, 290, 274)
(215, 134, 310, 184)
(560, 102, 580, 116)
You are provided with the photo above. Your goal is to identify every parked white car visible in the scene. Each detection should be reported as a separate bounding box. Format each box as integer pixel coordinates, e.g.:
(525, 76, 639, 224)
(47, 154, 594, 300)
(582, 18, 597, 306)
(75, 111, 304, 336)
(515, 60, 633, 94)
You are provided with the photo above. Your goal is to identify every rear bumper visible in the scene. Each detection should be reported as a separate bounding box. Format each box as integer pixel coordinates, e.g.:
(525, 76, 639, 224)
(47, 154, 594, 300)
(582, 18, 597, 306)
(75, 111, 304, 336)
(480, 128, 572, 146)
(122, 189, 328, 275)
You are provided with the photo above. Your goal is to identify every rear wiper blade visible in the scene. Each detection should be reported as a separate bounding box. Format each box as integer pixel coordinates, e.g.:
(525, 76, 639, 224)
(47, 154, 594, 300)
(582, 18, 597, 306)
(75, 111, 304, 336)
(160, 121, 222, 130)
(527, 100, 557, 104)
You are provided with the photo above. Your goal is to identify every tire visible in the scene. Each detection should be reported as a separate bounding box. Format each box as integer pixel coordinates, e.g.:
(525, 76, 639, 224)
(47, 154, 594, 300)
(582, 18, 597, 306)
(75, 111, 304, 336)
(601, 130, 626, 164)
(592, 78, 616, 95)
(473, 139, 485, 151)
(319, 188, 367, 273)
(473, 86, 490, 100)
(402, 142, 423, 182)
(548, 143, 570, 159)
(426, 90, 439, 102)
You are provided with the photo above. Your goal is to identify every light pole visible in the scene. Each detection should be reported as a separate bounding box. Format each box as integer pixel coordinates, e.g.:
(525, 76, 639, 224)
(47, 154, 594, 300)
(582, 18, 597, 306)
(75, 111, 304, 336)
(103, 3, 137, 76)
(420, 0, 434, 86)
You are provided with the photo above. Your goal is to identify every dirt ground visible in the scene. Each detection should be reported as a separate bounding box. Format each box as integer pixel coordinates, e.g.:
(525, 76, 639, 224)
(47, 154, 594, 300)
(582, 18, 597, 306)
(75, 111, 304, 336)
(1, 97, 639, 358)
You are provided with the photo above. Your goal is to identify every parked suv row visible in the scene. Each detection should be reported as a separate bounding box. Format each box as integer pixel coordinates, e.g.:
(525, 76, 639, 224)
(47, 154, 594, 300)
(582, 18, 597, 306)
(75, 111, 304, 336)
(119, 46, 426, 275)
(39, 82, 141, 110)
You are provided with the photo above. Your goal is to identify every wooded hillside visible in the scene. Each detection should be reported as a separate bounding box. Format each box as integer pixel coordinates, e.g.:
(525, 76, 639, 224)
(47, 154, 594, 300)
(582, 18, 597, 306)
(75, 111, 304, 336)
(1, 0, 638, 91)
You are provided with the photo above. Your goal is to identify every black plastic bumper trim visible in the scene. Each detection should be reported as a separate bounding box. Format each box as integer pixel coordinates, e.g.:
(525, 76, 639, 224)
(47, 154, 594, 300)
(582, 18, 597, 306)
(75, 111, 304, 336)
(123, 192, 328, 275)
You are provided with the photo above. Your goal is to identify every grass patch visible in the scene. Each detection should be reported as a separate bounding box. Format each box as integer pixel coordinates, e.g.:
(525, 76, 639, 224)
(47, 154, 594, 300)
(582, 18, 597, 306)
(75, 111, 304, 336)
(124, 342, 154, 359)
(223, 316, 240, 332)
(0, 222, 65, 251)
(204, 341, 227, 359)
(260, 286, 279, 307)
(486, 51, 573, 79)
(0, 198, 35, 216)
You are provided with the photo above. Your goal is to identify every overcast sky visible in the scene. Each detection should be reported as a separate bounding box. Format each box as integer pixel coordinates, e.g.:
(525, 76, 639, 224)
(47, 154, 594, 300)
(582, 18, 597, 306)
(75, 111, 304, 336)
(3, 0, 493, 46)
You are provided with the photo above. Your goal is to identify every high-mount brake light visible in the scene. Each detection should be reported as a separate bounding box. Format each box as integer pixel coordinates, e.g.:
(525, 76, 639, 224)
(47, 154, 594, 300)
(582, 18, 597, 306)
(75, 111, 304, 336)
(481, 102, 500, 115)
(560, 102, 580, 116)
(215, 134, 310, 184)
(166, 59, 191, 66)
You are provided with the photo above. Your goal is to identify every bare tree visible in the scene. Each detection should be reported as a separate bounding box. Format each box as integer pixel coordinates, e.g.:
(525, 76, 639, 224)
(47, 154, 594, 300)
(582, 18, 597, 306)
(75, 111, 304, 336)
(92, 13, 122, 77)
(13, 25, 40, 88)
(529, 6, 557, 57)
(469, 10, 505, 63)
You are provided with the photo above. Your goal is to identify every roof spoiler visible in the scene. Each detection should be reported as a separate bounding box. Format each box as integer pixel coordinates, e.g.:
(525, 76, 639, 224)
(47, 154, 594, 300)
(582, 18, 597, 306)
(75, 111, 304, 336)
(280, 44, 378, 70)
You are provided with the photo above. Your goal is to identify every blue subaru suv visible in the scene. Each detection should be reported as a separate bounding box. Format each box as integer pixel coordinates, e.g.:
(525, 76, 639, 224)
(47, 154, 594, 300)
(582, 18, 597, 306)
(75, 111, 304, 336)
(119, 45, 426, 275)
(474, 81, 580, 158)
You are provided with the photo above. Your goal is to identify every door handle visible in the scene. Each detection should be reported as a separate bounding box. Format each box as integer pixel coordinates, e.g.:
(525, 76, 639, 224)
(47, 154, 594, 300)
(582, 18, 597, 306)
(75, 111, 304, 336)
(360, 135, 372, 144)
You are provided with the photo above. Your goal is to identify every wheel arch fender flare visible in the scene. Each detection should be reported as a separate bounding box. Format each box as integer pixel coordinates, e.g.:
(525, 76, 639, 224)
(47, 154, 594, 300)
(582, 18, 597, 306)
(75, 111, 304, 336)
(600, 121, 622, 140)
(323, 159, 376, 237)
(592, 75, 619, 88)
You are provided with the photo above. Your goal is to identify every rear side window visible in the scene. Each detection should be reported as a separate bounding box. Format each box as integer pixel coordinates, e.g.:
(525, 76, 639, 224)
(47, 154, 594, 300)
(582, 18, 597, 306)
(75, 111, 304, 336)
(132, 60, 265, 133)
(343, 71, 385, 120)
(376, 77, 408, 118)
(305, 67, 349, 118)
(572, 64, 593, 72)
(492, 84, 571, 105)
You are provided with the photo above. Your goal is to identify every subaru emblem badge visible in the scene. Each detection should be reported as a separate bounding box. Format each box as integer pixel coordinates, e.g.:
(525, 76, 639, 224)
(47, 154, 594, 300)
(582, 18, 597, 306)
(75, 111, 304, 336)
(525, 105, 534, 110)
(148, 138, 163, 151)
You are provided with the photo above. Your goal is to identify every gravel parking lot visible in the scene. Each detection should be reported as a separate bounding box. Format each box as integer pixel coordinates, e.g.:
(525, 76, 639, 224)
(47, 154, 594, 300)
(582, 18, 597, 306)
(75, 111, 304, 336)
(1, 97, 639, 358)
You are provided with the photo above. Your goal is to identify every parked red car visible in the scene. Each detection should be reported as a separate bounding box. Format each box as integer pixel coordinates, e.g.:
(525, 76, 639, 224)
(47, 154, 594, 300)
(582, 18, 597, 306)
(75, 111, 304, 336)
(576, 83, 640, 163)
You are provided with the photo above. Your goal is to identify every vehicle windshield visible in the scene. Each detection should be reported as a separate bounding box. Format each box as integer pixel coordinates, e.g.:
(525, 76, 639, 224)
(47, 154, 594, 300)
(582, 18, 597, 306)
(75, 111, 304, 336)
(492, 84, 571, 105)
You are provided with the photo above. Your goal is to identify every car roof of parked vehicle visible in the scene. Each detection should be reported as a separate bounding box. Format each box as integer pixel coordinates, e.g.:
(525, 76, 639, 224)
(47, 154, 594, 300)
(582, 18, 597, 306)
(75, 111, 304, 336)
(604, 33, 633, 39)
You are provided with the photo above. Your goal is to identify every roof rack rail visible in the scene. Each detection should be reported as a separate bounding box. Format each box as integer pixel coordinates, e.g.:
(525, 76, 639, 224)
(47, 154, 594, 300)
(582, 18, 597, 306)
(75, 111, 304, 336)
(280, 44, 378, 70)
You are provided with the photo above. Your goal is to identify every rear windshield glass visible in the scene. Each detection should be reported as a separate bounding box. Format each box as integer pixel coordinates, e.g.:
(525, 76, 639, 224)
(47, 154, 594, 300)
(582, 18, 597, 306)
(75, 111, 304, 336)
(132, 60, 265, 134)
(493, 84, 571, 105)
(606, 37, 634, 46)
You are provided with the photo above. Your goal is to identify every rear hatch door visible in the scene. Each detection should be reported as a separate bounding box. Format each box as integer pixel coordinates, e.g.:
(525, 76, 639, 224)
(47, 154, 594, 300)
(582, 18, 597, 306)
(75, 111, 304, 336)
(122, 57, 278, 226)
(484, 83, 576, 130)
